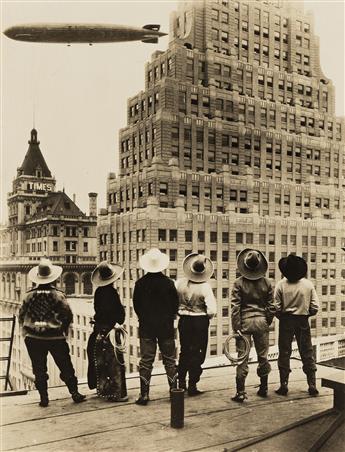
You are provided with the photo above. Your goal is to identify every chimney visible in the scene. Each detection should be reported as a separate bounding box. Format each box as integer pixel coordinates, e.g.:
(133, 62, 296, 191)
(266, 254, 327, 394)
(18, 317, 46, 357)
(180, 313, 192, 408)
(88, 192, 98, 217)
(73, 193, 76, 204)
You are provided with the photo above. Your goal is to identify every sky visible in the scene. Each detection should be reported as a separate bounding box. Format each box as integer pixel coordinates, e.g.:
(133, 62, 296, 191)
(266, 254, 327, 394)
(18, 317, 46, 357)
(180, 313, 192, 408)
(1, 0, 344, 222)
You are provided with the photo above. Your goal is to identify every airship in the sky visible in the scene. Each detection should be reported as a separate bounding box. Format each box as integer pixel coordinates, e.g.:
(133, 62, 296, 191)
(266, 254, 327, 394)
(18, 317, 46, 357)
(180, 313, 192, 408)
(3, 23, 167, 44)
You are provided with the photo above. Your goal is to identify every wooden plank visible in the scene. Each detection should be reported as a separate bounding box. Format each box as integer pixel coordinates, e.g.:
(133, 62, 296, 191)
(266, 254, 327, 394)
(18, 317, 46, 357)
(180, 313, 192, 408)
(2, 388, 332, 451)
(309, 411, 345, 451)
(322, 377, 345, 391)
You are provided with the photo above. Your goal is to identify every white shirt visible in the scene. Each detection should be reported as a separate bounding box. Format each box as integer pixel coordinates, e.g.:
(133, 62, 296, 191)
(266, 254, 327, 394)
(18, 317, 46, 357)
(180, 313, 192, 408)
(274, 277, 319, 316)
(175, 278, 217, 317)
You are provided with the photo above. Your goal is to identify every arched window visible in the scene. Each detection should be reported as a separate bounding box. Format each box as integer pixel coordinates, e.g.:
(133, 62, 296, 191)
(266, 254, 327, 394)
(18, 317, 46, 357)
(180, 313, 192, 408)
(82, 273, 92, 295)
(64, 273, 76, 295)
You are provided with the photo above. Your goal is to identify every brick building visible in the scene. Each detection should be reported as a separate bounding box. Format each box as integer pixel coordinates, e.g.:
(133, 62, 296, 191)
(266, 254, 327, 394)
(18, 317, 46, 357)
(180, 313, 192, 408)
(0, 128, 98, 389)
(98, 0, 345, 372)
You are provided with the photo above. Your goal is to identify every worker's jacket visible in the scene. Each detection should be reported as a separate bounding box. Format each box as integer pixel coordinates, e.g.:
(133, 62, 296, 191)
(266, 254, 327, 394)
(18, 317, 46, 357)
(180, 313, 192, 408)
(231, 276, 275, 332)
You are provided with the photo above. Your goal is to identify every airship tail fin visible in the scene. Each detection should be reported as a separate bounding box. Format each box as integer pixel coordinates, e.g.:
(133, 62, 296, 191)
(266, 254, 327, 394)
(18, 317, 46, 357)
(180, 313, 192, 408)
(143, 24, 160, 31)
(141, 37, 158, 44)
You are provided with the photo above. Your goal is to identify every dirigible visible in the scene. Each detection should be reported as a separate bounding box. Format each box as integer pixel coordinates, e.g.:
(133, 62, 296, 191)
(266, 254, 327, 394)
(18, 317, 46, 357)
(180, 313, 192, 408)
(4, 23, 167, 44)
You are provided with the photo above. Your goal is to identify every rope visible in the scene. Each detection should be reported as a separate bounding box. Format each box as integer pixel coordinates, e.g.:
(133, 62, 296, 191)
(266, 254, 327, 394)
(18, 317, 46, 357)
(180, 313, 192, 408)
(113, 325, 127, 365)
(223, 330, 251, 365)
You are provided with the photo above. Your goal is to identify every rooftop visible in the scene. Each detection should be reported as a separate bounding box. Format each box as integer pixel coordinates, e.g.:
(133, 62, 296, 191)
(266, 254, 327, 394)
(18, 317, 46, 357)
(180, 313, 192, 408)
(18, 129, 52, 178)
(1, 360, 344, 451)
(34, 191, 85, 218)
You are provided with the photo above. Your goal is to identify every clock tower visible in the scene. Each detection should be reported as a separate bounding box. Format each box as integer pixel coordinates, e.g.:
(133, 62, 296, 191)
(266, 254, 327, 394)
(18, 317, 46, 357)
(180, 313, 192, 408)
(7, 128, 56, 255)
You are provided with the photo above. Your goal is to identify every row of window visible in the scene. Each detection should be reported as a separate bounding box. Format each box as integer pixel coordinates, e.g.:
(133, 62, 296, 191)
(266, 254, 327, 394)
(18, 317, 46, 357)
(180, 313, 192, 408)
(101, 245, 345, 270)
(121, 151, 342, 180)
(25, 226, 89, 238)
(128, 93, 160, 118)
(108, 177, 341, 209)
(177, 96, 338, 137)
(25, 240, 89, 252)
(100, 226, 344, 252)
(147, 57, 173, 84)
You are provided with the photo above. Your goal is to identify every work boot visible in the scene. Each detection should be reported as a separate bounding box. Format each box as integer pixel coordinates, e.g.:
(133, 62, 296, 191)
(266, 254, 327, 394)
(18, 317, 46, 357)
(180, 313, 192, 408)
(36, 381, 49, 407)
(135, 378, 150, 406)
(71, 391, 86, 403)
(257, 375, 268, 398)
(307, 372, 319, 396)
(275, 370, 289, 396)
(231, 377, 246, 403)
(65, 376, 86, 403)
(38, 390, 49, 407)
(188, 383, 203, 396)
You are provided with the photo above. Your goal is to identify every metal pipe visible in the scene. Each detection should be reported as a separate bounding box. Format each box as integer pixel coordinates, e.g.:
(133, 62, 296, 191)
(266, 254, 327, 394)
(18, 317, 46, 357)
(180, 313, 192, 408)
(170, 388, 184, 428)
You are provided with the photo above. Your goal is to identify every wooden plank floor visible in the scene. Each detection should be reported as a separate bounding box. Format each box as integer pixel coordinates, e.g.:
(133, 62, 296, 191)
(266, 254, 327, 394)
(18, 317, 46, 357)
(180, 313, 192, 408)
(1, 361, 339, 452)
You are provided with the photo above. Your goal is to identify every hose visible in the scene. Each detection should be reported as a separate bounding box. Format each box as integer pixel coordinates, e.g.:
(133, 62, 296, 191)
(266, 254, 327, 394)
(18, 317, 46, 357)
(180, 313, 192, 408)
(223, 330, 251, 365)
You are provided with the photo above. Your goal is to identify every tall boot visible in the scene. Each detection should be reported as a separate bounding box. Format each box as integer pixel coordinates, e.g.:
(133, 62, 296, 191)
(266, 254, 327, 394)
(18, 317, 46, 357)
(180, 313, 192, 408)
(275, 370, 289, 396)
(307, 372, 319, 396)
(168, 373, 178, 391)
(135, 377, 150, 406)
(257, 375, 268, 398)
(65, 376, 86, 403)
(178, 377, 186, 391)
(178, 370, 187, 390)
(36, 381, 49, 407)
(231, 377, 246, 403)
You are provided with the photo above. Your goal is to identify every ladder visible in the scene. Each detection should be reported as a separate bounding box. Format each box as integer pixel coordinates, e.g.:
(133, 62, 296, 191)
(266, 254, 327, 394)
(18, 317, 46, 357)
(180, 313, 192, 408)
(0, 315, 16, 391)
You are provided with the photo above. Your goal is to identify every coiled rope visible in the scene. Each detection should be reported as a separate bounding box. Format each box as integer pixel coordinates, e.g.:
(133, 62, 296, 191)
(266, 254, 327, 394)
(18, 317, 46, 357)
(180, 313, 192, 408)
(113, 325, 127, 365)
(223, 330, 251, 364)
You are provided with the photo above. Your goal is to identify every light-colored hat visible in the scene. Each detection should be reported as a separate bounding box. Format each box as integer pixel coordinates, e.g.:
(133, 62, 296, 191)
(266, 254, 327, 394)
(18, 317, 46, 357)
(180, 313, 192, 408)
(183, 253, 214, 283)
(237, 249, 268, 280)
(91, 261, 124, 287)
(139, 248, 169, 273)
(28, 258, 62, 285)
(279, 254, 307, 282)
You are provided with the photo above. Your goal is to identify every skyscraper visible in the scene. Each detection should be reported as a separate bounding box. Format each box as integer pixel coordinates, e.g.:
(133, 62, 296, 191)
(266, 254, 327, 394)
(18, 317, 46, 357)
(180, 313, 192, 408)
(98, 0, 345, 372)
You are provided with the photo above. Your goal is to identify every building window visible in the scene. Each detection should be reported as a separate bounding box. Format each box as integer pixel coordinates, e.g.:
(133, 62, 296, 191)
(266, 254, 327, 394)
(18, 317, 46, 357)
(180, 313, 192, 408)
(169, 230, 177, 242)
(185, 230, 192, 242)
(159, 182, 168, 195)
(64, 273, 76, 295)
(198, 231, 205, 242)
(158, 229, 167, 241)
(65, 241, 77, 251)
(222, 251, 229, 262)
(210, 231, 217, 243)
(221, 31, 229, 43)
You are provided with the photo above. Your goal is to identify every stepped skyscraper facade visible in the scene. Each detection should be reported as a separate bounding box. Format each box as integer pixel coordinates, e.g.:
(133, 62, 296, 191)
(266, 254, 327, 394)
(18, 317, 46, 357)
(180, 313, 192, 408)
(98, 0, 345, 372)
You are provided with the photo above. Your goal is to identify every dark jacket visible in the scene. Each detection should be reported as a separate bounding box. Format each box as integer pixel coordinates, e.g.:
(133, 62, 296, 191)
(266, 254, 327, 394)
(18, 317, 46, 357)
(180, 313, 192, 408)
(133, 272, 179, 339)
(19, 284, 72, 339)
(231, 276, 275, 332)
(93, 285, 125, 332)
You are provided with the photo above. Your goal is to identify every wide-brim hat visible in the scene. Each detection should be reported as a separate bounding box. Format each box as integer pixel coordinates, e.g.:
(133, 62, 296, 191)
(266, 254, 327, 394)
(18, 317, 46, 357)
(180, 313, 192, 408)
(183, 253, 214, 283)
(91, 261, 124, 287)
(279, 254, 307, 282)
(237, 249, 268, 280)
(139, 248, 169, 273)
(28, 258, 62, 285)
